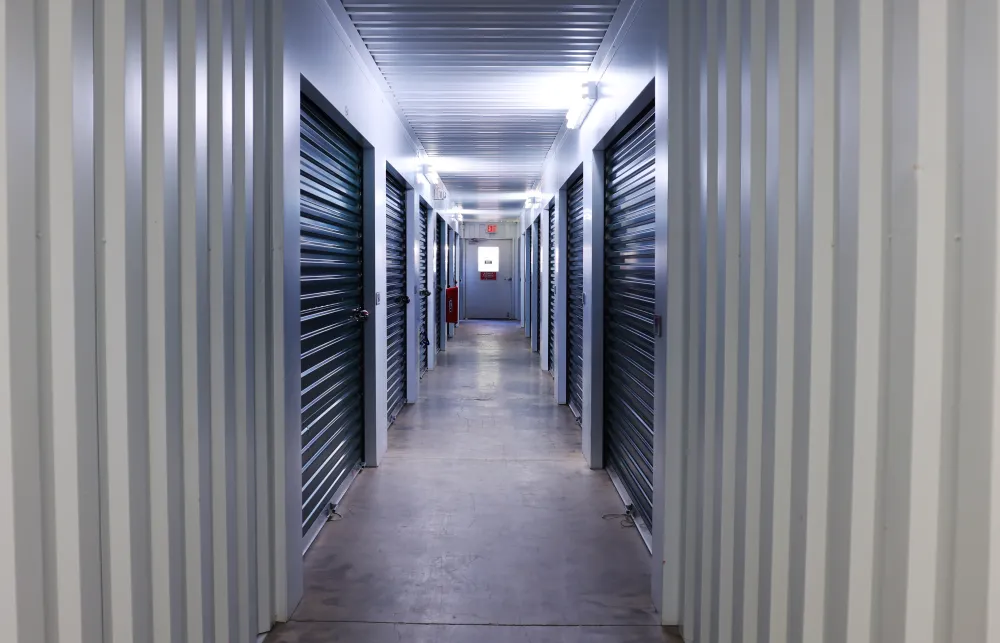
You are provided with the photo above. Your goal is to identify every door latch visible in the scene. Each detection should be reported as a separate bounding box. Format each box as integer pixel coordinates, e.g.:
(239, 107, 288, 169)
(654, 314, 662, 338)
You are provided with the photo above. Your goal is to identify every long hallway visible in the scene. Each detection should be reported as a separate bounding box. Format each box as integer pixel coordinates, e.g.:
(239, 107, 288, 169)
(268, 321, 675, 643)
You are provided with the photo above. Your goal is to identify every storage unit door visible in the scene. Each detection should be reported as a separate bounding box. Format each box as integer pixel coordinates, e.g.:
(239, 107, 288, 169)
(436, 217, 444, 352)
(385, 172, 407, 425)
(419, 202, 429, 375)
(566, 174, 584, 419)
(526, 226, 532, 331)
(547, 201, 555, 373)
(448, 228, 458, 287)
(534, 218, 541, 345)
(299, 96, 366, 536)
(603, 104, 655, 529)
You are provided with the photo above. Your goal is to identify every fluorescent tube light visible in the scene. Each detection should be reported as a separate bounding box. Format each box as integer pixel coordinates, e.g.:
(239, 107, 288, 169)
(566, 81, 598, 130)
(422, 164, 441, 185)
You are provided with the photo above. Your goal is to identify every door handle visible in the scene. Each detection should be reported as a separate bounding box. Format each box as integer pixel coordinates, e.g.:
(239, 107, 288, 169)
(351, 307, 369, 323)
(397, 295, 411, 305)
(419, 289, 432, 297)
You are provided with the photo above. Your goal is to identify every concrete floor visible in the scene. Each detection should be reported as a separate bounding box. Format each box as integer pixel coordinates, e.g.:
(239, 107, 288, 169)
(267, 321, 677, 643)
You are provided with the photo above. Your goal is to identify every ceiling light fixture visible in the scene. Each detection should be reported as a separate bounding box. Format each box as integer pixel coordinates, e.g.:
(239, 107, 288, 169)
(422, 164, 441, 185)
(566, 81, 598, 130)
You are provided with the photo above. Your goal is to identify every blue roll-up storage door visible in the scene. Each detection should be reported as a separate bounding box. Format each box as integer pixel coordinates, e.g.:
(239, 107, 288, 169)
(419, 202, 429, 375)
(566, 174, 584, 419)
(299, 96, 366, 536)
(385, 171, 407, 425)
(534, 217, 541, 347)
(436, 217, 444, 353)
(450, 228, 457, 287)
(547, 201, 555, 373)
(603, 103, 655, 529)
(526, 225, 532, 335)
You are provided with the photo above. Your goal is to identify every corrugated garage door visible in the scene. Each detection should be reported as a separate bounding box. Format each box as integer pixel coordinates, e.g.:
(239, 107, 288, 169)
(385, 171, 407, 425)
(534, 217, 541, 348)
(436, 217, 444, 352)
(419, 201, 429, 375)
(566, 173, 584, 419)
(526, 225, 532, 335)
(451, 229, 457, 286)
(603, 104, 655, 529)
(547, 201, 555, 373)
(299, 95, 366, 536)
(448, 228, 457, 333)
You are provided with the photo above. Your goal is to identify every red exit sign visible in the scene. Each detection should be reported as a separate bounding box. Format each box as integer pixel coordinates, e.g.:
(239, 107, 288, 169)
(486, 224, 497, 233)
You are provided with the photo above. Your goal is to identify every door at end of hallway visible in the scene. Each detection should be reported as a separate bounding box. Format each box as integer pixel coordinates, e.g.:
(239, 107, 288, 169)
(464, 238, 514, 319)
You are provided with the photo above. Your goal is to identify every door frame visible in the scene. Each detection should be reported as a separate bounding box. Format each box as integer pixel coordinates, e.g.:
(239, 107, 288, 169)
(385, 162, 411, 422)
(274, 67, 380, 615)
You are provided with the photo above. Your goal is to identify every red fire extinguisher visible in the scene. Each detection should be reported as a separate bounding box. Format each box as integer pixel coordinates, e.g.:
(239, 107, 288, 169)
(446, 286, 459, 324)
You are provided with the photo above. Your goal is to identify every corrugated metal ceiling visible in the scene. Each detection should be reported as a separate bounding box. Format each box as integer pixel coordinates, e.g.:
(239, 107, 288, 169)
(341, 0, 620, 217)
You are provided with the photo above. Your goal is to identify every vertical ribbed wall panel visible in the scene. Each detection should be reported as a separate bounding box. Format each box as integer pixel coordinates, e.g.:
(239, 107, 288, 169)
(233, 2, 259, 640)
(179, 0, 213, 637)
(147, 0, 184, 640)
(252, 2, 272, 631)
(670, 0, 1000, 642)
(0, 1, 274, 641)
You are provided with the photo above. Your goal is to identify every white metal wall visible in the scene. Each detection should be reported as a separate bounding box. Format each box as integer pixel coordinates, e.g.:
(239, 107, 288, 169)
(674, 0, 1000, 641)
(1, 1, 275, 641)
(537, 0, 1000, 639)
(1, 0, 459, 640)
